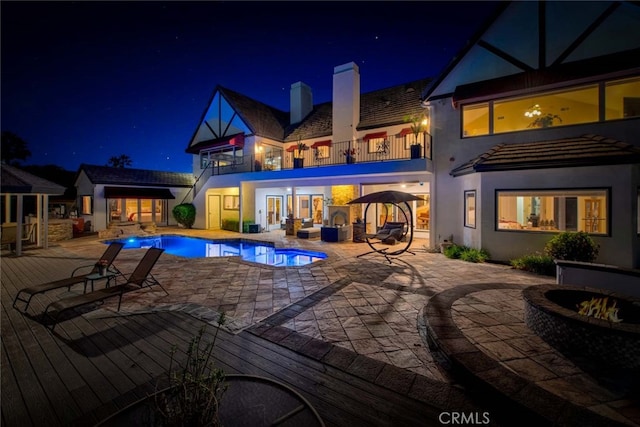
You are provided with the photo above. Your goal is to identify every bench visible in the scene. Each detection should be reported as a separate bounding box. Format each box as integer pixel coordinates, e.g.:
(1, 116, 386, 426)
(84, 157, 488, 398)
(297, 228, 320, 239)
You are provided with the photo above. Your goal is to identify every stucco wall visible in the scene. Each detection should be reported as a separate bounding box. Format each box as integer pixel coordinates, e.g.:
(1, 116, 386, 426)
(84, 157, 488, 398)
(429, 96, 640, 268)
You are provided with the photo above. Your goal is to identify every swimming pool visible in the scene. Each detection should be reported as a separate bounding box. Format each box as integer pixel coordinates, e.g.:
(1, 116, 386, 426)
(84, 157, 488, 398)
(103, 235, 327, 267)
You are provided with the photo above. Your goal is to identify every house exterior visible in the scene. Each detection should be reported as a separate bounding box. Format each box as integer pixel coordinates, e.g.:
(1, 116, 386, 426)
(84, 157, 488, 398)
(75, 164, 195, 232)
(184, 0, 640, 268)
(186, 62, 434, 238)
(421, 0, 640, 268)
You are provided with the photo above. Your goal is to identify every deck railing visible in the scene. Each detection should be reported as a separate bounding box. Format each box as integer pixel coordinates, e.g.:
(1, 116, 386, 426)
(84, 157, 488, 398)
(209, 134, 431, 177)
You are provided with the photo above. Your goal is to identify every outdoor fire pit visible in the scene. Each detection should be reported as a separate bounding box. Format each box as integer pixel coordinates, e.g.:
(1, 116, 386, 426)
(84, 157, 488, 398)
(523, 284, 640, 373)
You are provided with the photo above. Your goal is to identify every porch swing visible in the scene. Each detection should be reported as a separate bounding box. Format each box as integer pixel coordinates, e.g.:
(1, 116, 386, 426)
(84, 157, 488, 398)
(348, 190, 424, 263)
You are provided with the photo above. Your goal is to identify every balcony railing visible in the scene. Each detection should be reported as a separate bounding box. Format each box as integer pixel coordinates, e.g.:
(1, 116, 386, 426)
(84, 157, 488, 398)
(204, 134, 431, 177)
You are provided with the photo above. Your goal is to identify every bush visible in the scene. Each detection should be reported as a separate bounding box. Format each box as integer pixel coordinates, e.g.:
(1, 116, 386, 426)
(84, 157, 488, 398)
(221, 219, 239, 232)
(460, 248, 490, 263)
(443, 244, 467, 259)
(444, 244, 489, 263)
(510, 253, 556, 276)
(544, 231, 599, 262)
(172, 203, 196, 229)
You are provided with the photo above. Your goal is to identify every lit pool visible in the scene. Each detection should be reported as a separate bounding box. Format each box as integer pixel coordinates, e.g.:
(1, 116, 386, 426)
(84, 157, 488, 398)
(103, 235, 327, 266)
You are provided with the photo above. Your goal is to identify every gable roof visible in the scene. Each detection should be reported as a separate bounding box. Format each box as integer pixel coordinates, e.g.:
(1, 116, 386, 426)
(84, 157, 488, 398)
(450, 134, 640, 176)
(78, 164, 194, 187)
(1, 163, 67, 194)
(219, 86, 290, 140)
(197, 76, 433, 146)
(423, 1, 640, 103)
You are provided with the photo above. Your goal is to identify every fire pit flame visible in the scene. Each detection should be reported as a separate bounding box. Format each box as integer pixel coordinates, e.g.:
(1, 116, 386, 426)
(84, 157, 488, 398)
(577, 296, 622, 323)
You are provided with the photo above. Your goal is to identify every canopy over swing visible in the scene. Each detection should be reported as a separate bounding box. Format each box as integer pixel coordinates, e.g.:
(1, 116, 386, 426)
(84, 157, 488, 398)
(347, 190, 424, 263)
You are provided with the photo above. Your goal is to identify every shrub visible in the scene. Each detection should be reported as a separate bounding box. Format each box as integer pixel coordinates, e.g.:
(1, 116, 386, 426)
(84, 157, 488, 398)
(460, 248, 490, 263)
(172, 203, 196, 229)
(444, 244, 490, 263)
(544, 231, 599, 262)
(510, 253, 556, 276)
(443, 244, 467, 259)
(221, 219, 239, 232)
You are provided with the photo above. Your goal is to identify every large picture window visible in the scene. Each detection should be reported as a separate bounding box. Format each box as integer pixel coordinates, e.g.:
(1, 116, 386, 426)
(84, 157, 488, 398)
(493, 86, 598, 133)
(496, 189, 608, 234)
(461, 76, 639, 138)
(605, 77, 640, 120)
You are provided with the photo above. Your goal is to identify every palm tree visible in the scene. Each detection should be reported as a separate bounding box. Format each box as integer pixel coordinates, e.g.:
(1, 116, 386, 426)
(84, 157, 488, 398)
(107, 154, 132, 168)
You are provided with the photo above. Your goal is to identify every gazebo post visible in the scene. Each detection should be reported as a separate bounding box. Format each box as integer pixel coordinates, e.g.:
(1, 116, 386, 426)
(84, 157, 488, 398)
(4, 194, 10, 223)
(42, 194, 49, 249)
(15, 194, 23, 256)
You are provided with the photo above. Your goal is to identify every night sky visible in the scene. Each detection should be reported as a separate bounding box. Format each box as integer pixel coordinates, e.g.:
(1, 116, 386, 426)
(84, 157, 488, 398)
(1, 1, 501, 173)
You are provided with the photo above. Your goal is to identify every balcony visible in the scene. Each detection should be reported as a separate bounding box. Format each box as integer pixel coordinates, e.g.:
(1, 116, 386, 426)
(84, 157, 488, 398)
(204, 135, 431, 176)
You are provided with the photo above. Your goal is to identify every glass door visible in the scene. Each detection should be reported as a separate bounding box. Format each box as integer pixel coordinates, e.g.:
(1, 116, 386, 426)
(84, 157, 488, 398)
(266, 196, 282, 230)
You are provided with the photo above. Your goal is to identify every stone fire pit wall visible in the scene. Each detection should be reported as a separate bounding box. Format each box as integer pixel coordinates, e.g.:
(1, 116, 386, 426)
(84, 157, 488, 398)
(523, 284, 640, 372)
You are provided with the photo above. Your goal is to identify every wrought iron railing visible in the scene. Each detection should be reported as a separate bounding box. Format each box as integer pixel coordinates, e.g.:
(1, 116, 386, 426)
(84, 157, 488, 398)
(207, 134, 431, 177)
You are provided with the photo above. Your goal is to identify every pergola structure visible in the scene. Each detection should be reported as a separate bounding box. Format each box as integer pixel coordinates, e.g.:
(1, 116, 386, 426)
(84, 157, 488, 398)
(1, 163, 66, 256)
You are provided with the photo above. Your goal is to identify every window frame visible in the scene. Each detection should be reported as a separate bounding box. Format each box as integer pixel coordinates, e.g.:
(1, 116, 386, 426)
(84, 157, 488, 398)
(81, 195, 93, 215)
(494, 187, 610, 236)
(461, 76, 640, 138)
(464, 190, 476, 228)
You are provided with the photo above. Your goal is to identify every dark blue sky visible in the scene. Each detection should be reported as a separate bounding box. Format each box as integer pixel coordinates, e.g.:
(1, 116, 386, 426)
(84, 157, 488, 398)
(1, 1, 501, 173)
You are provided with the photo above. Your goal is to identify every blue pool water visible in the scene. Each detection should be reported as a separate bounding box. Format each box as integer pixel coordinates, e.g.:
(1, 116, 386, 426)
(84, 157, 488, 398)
(104, 235, 327, 266)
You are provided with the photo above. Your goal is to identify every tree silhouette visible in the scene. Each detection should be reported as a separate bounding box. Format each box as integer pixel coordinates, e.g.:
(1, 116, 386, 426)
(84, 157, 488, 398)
(107, 154, 132, 168)
(1, 131, 32, 165)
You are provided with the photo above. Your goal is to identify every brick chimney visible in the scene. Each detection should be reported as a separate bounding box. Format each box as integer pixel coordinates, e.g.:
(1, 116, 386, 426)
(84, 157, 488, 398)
(332, 62, 360, 143)
(290, 81, 313, 124)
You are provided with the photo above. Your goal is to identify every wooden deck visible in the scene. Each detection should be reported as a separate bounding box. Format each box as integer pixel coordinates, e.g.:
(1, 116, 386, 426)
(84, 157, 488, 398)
(1, 247, 450, 426)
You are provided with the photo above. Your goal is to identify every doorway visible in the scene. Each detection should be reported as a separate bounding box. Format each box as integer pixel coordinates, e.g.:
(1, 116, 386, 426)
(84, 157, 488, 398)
(266, 196, 282, 230)
(207, 195, 221, 230)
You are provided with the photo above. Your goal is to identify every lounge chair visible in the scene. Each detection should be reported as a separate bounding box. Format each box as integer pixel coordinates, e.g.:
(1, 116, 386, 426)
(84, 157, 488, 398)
(12, 242, 125, 313)
(42, 247, 167, 331)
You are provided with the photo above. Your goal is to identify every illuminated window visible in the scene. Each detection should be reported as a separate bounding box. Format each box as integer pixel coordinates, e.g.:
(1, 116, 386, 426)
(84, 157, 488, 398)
(464, 190, 476, 228)
(82, 196, 92, 215)
(462, 103, 489, 137)
(494, 86, 598, 133)
(315, 146, 329, 159)
(496, 189, 608, 234)
(461, 76, 640, 138)
(605, 77, 640, 120)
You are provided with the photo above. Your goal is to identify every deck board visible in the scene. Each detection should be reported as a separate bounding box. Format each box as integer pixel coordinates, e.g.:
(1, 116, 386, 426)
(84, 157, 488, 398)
(2, 247, 446, 427)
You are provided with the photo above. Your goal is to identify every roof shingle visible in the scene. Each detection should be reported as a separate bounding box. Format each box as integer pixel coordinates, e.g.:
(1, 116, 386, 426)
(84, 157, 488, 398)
(450, 134, 640, 176)
(78, 164, 194, 187)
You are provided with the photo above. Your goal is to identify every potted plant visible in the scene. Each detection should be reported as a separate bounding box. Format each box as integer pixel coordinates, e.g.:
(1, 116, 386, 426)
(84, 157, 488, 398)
(293, 140, 308, 169)
(525, 104, 562, 128)
(528, 113, 562, 128)
(342, 147, 358, 164)
(154, 313, 228, 426)
(403, 113, 427, 159)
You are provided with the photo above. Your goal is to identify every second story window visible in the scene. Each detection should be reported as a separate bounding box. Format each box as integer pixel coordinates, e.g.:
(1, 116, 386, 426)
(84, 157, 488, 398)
(461, 76, 639, 138)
